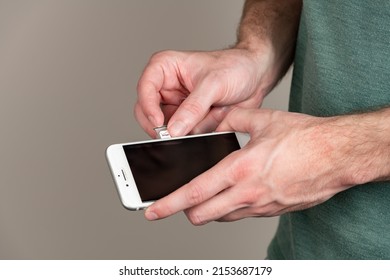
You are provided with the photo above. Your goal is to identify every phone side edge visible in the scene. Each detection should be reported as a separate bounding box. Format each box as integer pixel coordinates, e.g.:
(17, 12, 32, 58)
(105, 144, 145, 211)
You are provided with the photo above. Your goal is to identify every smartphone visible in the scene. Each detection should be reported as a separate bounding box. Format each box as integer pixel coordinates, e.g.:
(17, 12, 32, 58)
(106, 131, 249, 210)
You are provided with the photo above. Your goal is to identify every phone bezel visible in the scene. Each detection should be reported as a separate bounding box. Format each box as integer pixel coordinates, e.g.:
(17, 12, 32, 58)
(106, 131, 249, 210)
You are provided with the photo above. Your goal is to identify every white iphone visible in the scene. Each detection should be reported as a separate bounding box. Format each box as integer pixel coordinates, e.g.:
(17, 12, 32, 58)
(106, 131, 250, 210)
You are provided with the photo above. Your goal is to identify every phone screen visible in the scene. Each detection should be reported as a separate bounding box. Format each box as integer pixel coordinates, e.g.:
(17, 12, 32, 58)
(123, 133, 240, 201)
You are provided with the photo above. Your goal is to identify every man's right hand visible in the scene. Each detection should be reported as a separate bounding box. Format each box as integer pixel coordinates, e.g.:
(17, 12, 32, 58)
(134, 47, 277, 137)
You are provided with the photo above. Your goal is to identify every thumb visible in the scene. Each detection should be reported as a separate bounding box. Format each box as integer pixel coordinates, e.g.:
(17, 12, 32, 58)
(216, 108, 274, 135)
(167, 79, 223, 136)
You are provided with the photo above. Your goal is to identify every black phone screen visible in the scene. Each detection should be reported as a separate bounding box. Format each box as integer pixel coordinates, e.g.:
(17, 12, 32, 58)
(123, 133, 240, 201)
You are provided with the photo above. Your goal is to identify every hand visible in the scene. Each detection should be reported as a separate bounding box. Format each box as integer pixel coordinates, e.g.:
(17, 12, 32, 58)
(135, 47, 278, 137)
(145, 108, 360, 224)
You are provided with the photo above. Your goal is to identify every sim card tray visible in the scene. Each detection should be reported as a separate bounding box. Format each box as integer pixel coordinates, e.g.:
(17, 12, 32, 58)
(153, 125, 172, 139)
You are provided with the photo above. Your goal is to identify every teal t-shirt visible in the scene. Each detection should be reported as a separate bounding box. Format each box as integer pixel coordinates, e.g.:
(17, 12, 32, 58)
(267, 0, 390, 259)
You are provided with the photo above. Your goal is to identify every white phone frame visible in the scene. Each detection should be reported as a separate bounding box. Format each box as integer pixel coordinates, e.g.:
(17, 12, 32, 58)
(106, 131, 250, 210)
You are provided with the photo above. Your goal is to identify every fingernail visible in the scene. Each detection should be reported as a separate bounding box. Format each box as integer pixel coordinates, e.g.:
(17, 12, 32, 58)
(169, 121, 187, 136)
(145, 209, 158, 221)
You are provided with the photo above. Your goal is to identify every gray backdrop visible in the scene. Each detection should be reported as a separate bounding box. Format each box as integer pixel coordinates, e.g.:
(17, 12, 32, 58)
(0, 0, 291, 259)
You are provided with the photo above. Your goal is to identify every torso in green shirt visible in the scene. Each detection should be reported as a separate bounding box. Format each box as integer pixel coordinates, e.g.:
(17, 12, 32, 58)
(267, 0, 390, 259)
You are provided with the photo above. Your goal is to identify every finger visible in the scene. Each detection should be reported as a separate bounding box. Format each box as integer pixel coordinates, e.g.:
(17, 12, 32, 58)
(159, 89, 187, 105)
(161, 104, 179, 125)
(134, 103, 159, 138)
(190, 106, 231, 134)
(136, 63, 166, 127)
(144, 150, 239, 221)
(167, 77, 225, 136)
(185, 178, 273, 224)
(184, 185, 244, 225)
(216, 195, 327, 222)
(216, 201, 280, 222)
(134, 103, 180, 138)
(216, 108, 274, 135)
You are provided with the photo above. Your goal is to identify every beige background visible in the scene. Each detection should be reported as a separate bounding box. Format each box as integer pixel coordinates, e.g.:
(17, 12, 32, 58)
(0, 0, 291, 259)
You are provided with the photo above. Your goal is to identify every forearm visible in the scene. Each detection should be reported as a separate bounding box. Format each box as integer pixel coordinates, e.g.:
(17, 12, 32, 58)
(236, 0, 302, 90)
(328, 107, 390, 186)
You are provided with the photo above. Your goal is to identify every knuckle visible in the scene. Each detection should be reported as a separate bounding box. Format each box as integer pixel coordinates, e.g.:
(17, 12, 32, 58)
(229, 151, 252, 183)
(150, 50, 177, 63)
(231, 162, 249, 183)
(186, 210, 207, 226)
(185, 182, 205, 206)
(182, 99, 205, 117)
(211, 106, 230, 123)
(149, 50, 166, 62)
(238, 188, 258, 206)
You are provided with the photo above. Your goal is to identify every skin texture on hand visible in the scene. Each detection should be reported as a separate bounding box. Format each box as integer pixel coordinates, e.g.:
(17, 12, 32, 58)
(144, 108, 390, 225)
(135, 48, 276, 138)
